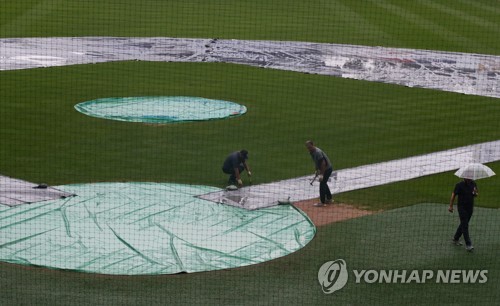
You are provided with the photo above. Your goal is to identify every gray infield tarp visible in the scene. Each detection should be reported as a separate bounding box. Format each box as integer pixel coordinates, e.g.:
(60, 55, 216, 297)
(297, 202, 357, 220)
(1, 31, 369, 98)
(1, 37, 499, 98)
(0, 175, 74, 206)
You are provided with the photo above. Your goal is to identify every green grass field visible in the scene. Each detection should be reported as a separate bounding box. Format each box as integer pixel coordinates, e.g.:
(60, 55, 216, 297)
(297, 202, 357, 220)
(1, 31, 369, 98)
(1, 0, 499, 304)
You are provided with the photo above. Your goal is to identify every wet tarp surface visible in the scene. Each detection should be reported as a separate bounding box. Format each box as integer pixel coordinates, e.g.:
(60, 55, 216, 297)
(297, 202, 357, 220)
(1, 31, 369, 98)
(0, 183, 315, 275)
(1, 37, 499, 98)
(74, 96, 247, 123)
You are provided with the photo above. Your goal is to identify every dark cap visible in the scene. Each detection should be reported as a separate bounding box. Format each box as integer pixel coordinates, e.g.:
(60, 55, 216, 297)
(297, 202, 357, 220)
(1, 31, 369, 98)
(240, 149, 249, 159)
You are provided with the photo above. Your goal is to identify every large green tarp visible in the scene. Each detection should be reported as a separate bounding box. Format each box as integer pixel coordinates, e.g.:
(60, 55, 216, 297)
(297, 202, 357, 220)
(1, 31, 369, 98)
(74, 96, 247, 123)
(0, 183, 315, 275)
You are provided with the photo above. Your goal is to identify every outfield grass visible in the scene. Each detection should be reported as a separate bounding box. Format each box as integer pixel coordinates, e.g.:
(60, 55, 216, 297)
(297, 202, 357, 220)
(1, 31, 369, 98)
(1, 204, 498, 305)
(1, 0, 499, 55)
(1, 61, 499, 210)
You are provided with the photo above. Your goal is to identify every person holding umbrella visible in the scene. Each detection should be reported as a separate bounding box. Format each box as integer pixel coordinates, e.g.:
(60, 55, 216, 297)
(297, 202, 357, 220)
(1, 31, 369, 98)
(449, 178, 478, 251)
(449, 163, 495, 252)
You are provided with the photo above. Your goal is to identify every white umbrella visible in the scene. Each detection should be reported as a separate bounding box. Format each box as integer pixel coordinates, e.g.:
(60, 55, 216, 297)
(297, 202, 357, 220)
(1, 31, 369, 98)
(454, 163, 496, 180)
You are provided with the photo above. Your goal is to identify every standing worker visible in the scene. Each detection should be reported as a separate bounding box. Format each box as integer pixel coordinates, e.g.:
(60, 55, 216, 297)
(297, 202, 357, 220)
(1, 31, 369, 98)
(449, 178, 478, 252)
(448, 178, 479, 252)
(222, 149, 252, 187)
(306, 140, 333, 207)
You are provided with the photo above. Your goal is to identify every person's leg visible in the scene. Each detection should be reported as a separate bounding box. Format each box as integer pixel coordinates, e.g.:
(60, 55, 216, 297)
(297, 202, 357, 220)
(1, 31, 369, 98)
(458, 207, 472, 247)
(314, 183, 327, 207)
(453, 224, 463, 242)
(229, 164, 245, 184)
(227, 165, 246, 185)
(222, 167, 236, 184)
(323, 168, 333, 202)
(453, 206, 464, 241)
(464, 208, 473, 247)
(319, 181, 331, 204)
(319, 183, 325, 204)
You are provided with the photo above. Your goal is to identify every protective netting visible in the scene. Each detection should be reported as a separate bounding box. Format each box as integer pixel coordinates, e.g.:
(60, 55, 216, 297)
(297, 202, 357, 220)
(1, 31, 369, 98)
(74, 96, 246, 123)
(1, 1, 499, 305)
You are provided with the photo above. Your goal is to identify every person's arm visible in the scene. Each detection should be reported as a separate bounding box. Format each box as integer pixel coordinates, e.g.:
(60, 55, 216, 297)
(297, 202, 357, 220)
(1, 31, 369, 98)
(244, 161, 251, 176)
(449, 192, 456, 212)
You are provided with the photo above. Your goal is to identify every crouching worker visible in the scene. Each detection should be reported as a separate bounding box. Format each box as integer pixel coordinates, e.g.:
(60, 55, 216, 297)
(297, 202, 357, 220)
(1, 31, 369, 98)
(222, 149, 252, 187)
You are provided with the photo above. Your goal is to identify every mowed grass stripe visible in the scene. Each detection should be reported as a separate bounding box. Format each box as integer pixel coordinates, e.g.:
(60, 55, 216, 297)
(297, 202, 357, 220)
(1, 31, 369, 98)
(0, 2, 37, 27)
(365, 0, 490, 52)
(456, 0, 500, 16)
(420, 0, 500, 35)
(332, 1, 403, 46)
(0, 0, 66, 36)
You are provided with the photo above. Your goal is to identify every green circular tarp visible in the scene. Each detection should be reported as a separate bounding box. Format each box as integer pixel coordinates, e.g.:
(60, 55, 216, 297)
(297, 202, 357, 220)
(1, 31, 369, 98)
(74, 96, 247, 123)
(0, 183, 315, 275)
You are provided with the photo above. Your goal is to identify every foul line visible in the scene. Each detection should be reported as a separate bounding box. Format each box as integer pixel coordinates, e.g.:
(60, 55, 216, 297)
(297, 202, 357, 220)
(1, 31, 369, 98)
(199, 140, 500, 210)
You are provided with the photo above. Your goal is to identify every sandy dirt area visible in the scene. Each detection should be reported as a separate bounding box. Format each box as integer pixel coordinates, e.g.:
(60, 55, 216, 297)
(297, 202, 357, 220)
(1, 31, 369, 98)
(293, 199, 377, 227)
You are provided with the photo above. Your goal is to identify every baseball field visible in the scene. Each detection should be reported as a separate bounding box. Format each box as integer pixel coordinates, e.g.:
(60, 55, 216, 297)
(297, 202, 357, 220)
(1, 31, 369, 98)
(1, 1, 499, 304)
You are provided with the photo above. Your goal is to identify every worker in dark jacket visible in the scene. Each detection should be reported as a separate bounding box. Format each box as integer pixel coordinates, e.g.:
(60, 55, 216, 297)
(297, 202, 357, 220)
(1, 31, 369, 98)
(222, 150, 251, 186)
(449, 178, 478, 252)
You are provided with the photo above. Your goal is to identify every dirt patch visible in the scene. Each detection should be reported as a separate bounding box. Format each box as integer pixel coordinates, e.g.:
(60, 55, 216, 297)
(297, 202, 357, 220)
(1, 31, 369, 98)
(293, 199, 376, 227)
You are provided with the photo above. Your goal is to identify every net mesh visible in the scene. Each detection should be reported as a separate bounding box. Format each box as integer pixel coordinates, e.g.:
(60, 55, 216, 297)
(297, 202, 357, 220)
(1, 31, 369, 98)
(0, 1, 499, 305)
